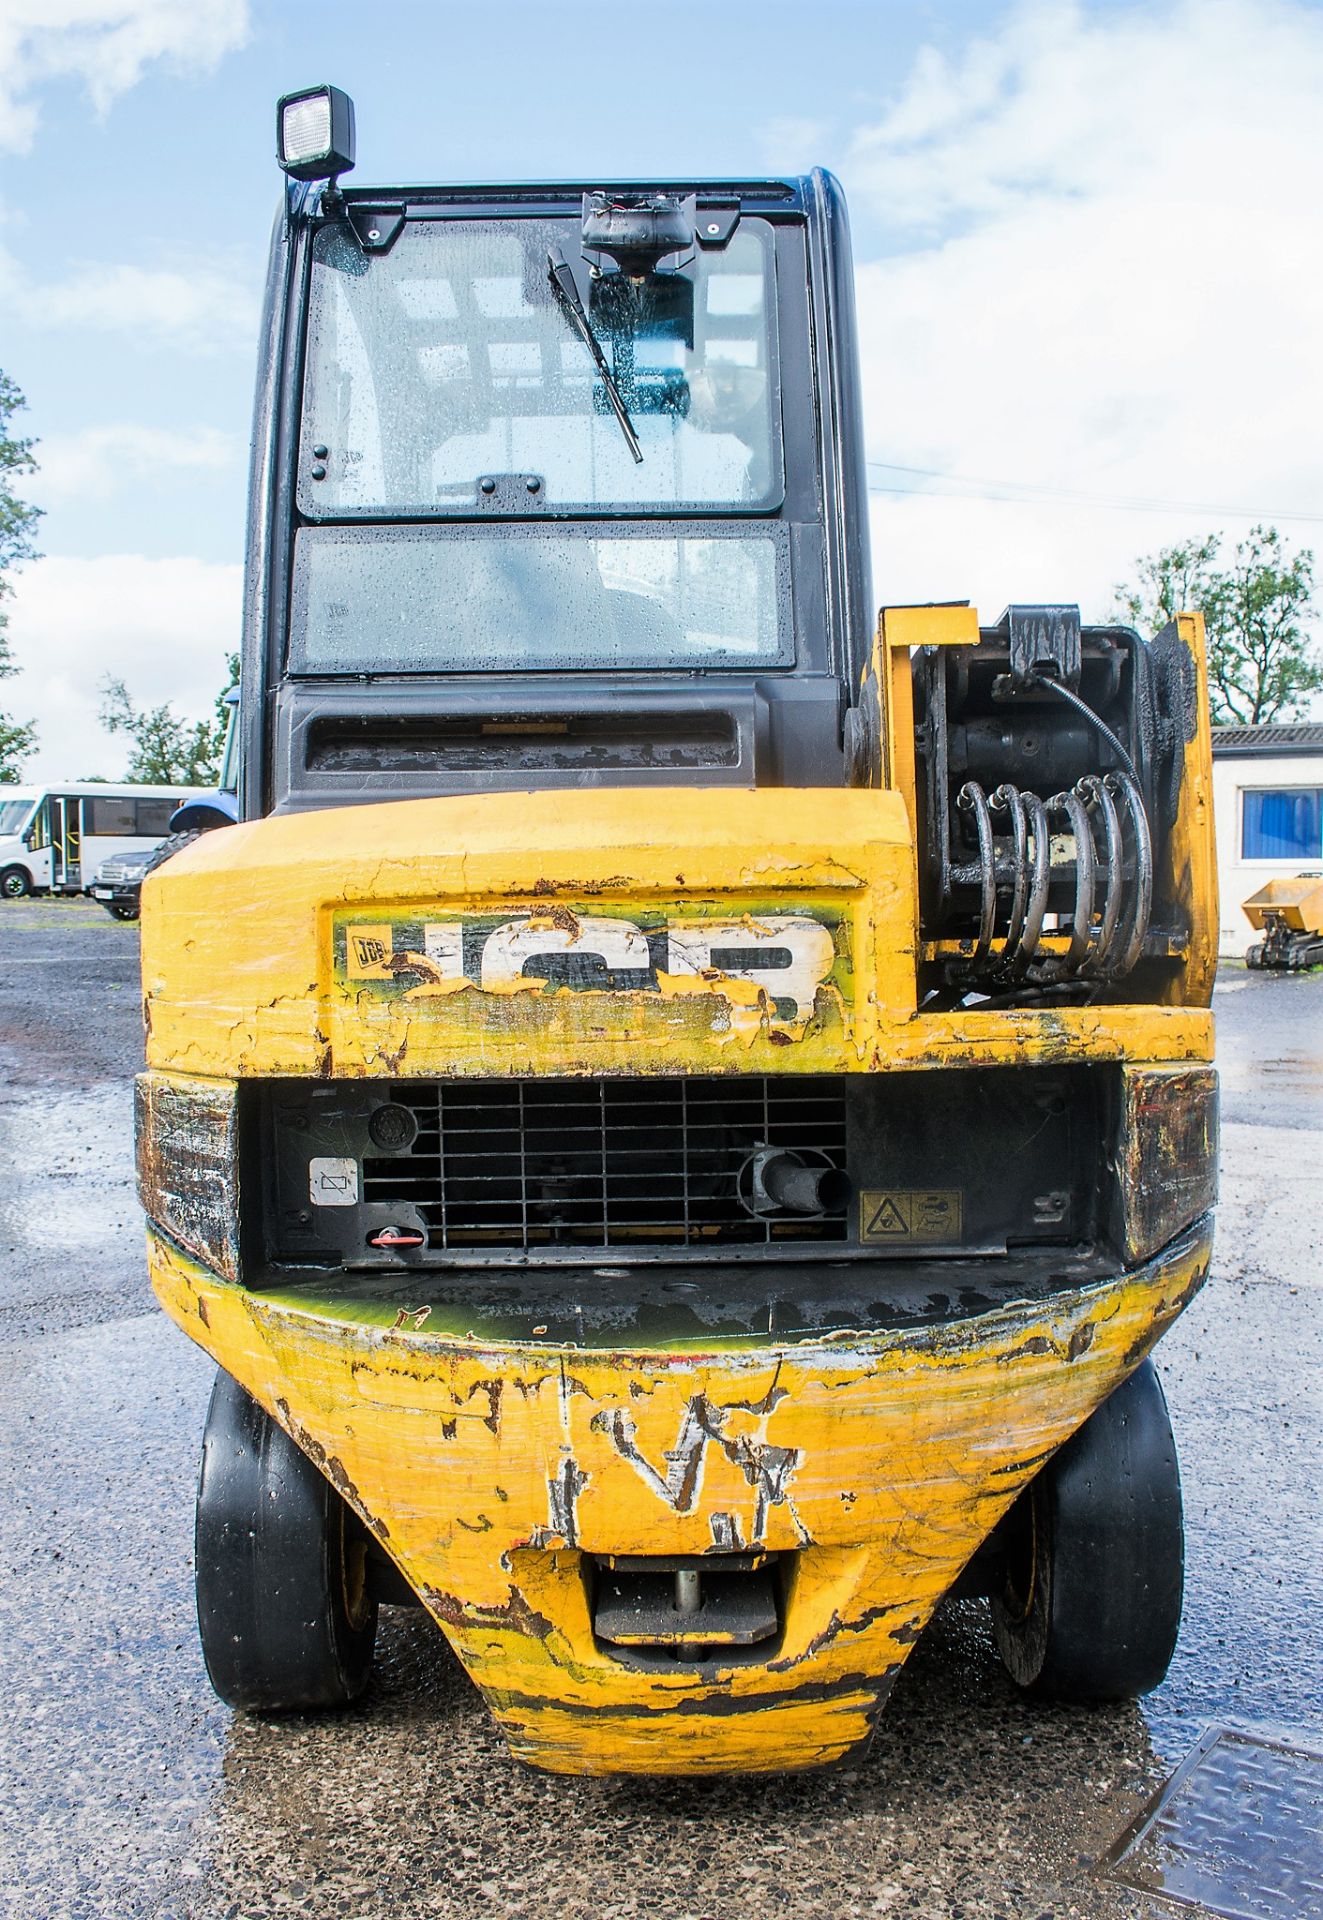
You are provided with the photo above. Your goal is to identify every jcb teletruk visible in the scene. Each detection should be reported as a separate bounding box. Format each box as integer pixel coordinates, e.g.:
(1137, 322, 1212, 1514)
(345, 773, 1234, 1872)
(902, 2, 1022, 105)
(137, 87, 1218, 1775)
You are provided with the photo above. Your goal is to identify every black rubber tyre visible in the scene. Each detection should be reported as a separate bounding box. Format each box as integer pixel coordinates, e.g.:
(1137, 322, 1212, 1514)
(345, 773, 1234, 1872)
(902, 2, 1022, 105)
(108, 903, 139, 922)
(195, 1369, 378, 1710)
(990, 1360, 1184, 1701)
(1246, 943, 1265, 970)
(1, 865, 30, 900)
(144, 828, 203, 875)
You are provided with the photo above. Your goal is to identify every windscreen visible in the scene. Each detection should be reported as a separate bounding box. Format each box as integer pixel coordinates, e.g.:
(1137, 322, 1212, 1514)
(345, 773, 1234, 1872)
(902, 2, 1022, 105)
(289, 524, 789, 673)
(0, 798, 34, 835)
(299, 217, 782, 515)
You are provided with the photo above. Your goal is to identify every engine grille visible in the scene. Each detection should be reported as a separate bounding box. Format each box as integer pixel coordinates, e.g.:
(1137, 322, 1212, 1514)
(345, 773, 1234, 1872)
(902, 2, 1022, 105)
(362, 1077, 849, 1252)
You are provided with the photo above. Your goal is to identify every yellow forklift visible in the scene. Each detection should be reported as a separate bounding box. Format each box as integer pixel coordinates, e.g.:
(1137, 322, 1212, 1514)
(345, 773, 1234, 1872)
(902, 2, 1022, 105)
(136, 87, 1218, 1775)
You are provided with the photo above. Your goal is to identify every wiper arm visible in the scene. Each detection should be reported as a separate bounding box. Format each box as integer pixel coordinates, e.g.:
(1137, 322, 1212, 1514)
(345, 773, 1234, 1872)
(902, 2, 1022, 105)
(547, 247, 643, 464)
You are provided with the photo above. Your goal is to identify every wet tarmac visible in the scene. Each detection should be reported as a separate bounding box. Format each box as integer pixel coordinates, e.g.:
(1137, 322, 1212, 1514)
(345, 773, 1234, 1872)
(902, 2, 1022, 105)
(1, 899, 1319, 1920)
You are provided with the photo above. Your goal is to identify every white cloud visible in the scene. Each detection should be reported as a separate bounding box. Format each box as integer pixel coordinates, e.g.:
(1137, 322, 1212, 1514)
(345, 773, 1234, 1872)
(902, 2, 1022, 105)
(0, 0, 249, 151)
(2, 553, 242, 783)
(758, 115, 833, 174)
(0, 247, 261, 351)
(847, 0, 1323, 637)
(33, 424, 242, 502)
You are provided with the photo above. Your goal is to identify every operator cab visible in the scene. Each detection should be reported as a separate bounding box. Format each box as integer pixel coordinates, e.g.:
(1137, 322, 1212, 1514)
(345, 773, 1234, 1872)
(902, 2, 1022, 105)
(245, 89, 870, 816)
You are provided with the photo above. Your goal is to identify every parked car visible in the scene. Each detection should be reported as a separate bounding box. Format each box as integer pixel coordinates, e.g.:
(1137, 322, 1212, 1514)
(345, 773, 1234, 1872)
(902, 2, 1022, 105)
(89, 689, 241, 921)
(89, 847, 159, 920)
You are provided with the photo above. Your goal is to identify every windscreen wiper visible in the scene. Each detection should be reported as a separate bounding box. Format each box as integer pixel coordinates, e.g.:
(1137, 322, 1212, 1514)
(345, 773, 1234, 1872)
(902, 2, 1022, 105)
(547, 247, 643, 464)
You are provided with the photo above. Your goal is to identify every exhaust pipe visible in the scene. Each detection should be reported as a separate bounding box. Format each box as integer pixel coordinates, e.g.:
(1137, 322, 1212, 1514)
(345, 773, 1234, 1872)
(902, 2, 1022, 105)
(745, 1148, 850, 1218)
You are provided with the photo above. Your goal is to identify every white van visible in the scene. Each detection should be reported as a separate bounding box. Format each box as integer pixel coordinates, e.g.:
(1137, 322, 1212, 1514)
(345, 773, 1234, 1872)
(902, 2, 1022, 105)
(0, 783, 212, 900)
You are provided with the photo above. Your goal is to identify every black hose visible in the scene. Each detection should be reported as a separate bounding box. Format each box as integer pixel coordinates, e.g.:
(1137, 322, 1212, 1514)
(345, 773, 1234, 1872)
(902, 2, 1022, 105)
(991, 784, 1030, 970)
(1081, 774, 1124, 970)
(1108, 771, 1153, 976)
(1015, 791, 1051, 978)
(1031, 673, 1141, 784)
(957, 782, 996, 962)
(1057, 786, 1096, 973)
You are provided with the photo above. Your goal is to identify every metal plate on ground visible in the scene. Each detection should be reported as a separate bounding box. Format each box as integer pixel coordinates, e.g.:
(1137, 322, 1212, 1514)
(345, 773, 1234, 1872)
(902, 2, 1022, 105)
(1101, 1726, 1323, 1920)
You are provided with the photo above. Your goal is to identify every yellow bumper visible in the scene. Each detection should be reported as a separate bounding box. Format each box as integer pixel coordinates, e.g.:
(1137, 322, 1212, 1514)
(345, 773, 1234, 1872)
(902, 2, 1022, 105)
(150, 1218, 1212, 1775)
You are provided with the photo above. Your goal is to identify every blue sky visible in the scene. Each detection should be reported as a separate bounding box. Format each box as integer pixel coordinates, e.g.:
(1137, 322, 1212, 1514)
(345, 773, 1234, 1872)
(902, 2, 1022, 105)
(3, 0, 1322, 779)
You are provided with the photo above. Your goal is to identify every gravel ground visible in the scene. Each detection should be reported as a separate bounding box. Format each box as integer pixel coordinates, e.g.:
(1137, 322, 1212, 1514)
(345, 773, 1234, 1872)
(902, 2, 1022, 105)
(0, 900, 1319, 1920)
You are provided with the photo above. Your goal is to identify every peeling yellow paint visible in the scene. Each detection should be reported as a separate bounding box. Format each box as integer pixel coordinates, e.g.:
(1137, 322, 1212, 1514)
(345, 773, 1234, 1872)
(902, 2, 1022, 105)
(150, 1218, 1212, 1775)
(1160, 611, 1219, 1007)
(653, 968, 778, 1045)
(139, 709, 1218, 1775)
(141, 787, 1211, 1079)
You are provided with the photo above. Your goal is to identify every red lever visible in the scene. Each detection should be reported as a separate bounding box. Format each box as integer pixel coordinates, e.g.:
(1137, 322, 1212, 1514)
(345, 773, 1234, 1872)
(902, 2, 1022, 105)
(367, 1226, 425, 1249)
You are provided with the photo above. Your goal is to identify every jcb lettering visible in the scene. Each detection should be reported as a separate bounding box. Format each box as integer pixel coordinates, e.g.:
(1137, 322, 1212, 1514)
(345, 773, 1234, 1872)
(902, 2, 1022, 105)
(341, 908, 839, 1025)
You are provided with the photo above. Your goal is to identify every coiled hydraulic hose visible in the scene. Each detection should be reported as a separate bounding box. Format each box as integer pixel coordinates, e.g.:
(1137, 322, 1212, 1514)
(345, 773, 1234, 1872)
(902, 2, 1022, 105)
(952, 768, 1152, 986)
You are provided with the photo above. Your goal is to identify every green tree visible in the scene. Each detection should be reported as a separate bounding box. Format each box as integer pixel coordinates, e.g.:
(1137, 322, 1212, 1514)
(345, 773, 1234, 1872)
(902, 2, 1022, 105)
(99, 651, 239, 785)
(0, 372, 41, 782)
(1116, 525, 1323, 725)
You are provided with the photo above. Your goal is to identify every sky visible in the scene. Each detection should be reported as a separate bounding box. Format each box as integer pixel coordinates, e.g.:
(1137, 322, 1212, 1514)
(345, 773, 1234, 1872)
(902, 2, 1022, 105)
(2, 0, 1322, 782)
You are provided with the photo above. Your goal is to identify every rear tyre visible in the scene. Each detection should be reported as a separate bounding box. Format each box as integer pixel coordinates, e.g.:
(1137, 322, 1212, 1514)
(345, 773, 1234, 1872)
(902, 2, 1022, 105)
(144, 828, 203, 874)
(990, 1360, 1184, 1701)
(195, 1369, 378, 1710)
(1, 866, 30, 900)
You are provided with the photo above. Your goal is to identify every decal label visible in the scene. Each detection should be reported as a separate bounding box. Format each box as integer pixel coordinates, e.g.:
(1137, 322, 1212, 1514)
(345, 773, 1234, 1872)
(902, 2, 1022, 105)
(310, 1157, 359, 1207)
(333, 902, 851, 1041)
(859, 1189, 963, 1244)
(345, 925, 394, 978)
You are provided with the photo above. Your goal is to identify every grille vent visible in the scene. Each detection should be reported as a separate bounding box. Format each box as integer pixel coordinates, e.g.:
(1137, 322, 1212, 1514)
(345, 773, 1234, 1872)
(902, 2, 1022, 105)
(362, 1077, 848, 1252)
(305, 709, 739, 774)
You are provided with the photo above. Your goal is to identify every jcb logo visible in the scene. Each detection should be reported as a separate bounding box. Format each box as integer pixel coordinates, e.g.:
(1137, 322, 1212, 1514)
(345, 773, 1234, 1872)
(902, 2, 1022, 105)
(342, 908, 839, 1029)
(350, 931, 390, 970)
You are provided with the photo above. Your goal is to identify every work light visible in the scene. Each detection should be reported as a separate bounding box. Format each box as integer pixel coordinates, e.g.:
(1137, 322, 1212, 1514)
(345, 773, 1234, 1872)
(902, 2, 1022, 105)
(277, 85, 355, 182)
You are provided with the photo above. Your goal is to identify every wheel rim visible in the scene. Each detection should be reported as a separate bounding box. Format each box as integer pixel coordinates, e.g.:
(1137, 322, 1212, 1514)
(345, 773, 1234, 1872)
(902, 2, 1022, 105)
(997, 1491, 1039, 1628)
(338, 1513, 373, 1633)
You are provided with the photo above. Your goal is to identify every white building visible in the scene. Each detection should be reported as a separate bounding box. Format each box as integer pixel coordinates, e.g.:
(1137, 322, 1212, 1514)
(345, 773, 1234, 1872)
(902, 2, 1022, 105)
(1211, 724, 1323, 956)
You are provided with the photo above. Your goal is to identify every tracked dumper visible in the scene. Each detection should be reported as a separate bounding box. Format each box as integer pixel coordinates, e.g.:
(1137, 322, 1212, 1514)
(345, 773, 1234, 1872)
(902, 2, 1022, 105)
(137, 88, 1219, 1776)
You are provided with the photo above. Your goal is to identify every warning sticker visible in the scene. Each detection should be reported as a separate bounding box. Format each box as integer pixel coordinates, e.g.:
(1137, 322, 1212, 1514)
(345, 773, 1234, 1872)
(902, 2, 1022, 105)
(309, 1157, 359, 1208)
(859, 1189, 963, 1244)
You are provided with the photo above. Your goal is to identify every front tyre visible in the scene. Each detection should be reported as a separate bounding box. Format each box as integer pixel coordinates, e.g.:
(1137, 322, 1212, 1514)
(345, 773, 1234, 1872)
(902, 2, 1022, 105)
(195, 1369, 378, 1710)
(990, 1360, 1184, 1701)
(1, 866, 30, 900)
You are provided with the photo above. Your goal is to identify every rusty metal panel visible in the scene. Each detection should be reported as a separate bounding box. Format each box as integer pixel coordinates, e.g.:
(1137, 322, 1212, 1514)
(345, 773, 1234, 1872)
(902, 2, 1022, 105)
(1116, 1064, 1219, 1264)
(134, 1073, 239, 1284)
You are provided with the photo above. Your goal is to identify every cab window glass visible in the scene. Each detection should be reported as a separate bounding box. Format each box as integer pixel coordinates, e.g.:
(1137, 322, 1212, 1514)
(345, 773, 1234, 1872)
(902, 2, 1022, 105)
(300, 218, 783, 516)
(290, 523, 789, 674)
